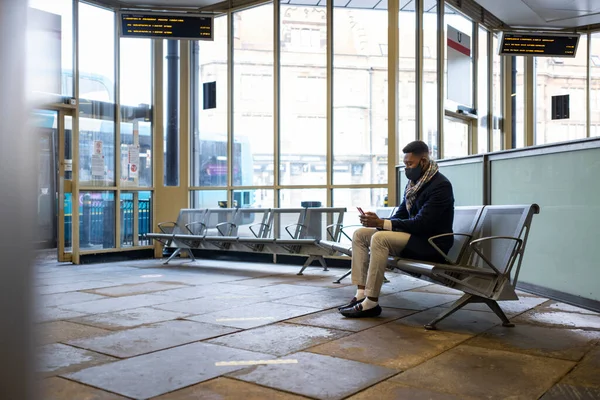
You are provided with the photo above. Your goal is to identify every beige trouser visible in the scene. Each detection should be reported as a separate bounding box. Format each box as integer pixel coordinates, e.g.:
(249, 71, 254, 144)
(351, 228, 411, 298)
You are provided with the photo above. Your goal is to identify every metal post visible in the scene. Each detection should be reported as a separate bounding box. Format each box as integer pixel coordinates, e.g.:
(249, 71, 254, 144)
(511, 56, 517, 149)
(166, 40, 179, 186)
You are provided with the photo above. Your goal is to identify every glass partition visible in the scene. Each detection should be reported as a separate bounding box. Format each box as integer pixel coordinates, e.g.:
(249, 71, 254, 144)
(437, 160, 483, 205)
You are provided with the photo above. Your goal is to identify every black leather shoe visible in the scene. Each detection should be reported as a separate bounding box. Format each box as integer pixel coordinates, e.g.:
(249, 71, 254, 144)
(340, 303, 382, 318)
(337, 297, 364, 311)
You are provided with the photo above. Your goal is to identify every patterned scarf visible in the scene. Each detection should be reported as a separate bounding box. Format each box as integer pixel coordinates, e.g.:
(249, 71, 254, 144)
(405, 160, 439, 213)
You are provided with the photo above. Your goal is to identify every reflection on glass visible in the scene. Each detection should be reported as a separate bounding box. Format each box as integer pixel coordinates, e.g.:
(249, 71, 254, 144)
(28, 0, 73, 98)
(334, 7, 387, 186)
(535, 35, 588, 145)
(233, 4, 274, 188)
(191, 190, 228, 209)
(233, 190, 273, 208)
(423, 6, 438, 159)
(192, 16, 228, 187)
(79, 191, 115, 250)
(280, 5, 327, 185)
(478, 27, 489, 153)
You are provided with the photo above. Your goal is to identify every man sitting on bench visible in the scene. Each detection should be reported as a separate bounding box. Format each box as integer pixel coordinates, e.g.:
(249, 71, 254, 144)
(339, 140, 455, 318)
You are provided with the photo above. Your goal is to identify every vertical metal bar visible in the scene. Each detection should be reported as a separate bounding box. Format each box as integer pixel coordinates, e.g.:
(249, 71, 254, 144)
(471, 25, 478, 155)
(72, 0, 81, 264)
(510, 56, 517, 148)
(165, 40, 180, 186)
(388, 0, 399, 206)
(179, 41, 190, 204)
(416, 0, 424, 141)
(437, 2, 444, 159)
(227, 11, 234, 206)
(587, 31, 591, 139)
(57, 110, 66, 260)
(502, 55, 513, 150)
(274, 1, 281, 208)
(152, 39, 164, 258)
(524, 55, 534, 147)
(114, 12, 121, 249)
(327, 0, 333, 208)
(482, 153, 490, 205)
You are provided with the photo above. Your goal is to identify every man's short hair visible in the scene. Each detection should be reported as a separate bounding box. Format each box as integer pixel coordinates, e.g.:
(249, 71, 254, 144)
(402, 140, 429, 156)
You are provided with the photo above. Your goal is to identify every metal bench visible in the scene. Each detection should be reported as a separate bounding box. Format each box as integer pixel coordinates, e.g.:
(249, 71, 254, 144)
(392, 204, 539, 330)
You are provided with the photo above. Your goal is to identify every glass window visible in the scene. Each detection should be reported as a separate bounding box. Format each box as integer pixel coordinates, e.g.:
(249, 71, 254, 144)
(192, 16, 228, 187)
(333, 188, 387, 244)
(120, 191, 152, 247)
(515, 56, 524, 148)
(280, 4, 327, 185)
(492, 34, 502, 151)
(233, 4, 274, 188)
(28, 0, 73, 98)
(334, 6, 387, 185)
(279, 189, 327, 208)
(80, 191, 115, 250)
(443, 117, 470, 158)
(423, 5, 438, 158)
(234, 189, 273, 208)
(535, 34, 588, 145)
(444, 5, 473, 110)
(191, 190, 228, 209)
(120, 38, 152, 188)
(477, 27, 489, 153)
(591, 33, 600, 137)
(78, 3, 115, 186)
(399, 7, 417, 151)
(164, 40, 180, 187)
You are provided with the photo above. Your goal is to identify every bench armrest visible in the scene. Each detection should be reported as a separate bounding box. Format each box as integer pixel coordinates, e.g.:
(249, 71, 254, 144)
(216, 222, 237, 236)
(284, 223, 306, 239)
(157, 222, 177, 234)
(185, 221, 207, 235)
(428, 233, 473, 265)
(325, 223, 343, 241)
(339, 224, 363, 242)
(249, 222, 270, 238)
(469, 236, 523, 275)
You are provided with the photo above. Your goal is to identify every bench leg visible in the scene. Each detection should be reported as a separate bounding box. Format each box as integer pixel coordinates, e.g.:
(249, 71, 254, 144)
(333, 268, 352, 284)
(425, 294, 473, 330)
(163, 248, 181, 265)
(297, 255, 327, 275)
(484, 299, 515, 327)
(187, 250, 197, 262)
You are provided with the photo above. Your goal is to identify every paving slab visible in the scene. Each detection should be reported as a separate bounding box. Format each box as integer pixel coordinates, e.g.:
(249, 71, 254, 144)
(467, 324, 600, 361)
(457, 295, 549, 316)
(271, 289, 358, 309)
(68, 320, 238, 358)
(161, 283, 256, 300)
(186, 301, 321, 329)
(208, 323, 350, 356)
(152, 294, 264, 314)
(379, 291, 461, 310)
(38, 321, 111, 345)
(37, 291, 106, 308)
(515, 310, 600, 330)
(36, 306, 87, 323)
(63, 342, 276, 399)
(152, 377, 307, 400)
(396, 306, 501, 335)
(391, 345, 575, 400)
(286, 308, 416, 332)
(562, 346, 600, 388)
(308, 323, 470, 370)
(84, 281, 191, 297)
(346, 380, 474, 400)
(228, 351, 397, 400)
(40, 377, 129, 400)
(36, 281, 116, 295)
(37, 343, 117, 378)
(68, 307, 189, 330)
(540, 383, 600, 400)
(537, 301, 600, 316)
(58, 293, 174, 314)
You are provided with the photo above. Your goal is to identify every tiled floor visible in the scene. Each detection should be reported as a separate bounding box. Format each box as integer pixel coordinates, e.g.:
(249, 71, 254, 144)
(35, 256, 600, 400)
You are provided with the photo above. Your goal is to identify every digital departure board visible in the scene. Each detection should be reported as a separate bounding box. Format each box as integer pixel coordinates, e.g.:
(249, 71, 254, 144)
(498, 32, 579, 57)
(120, 13, 213, 40)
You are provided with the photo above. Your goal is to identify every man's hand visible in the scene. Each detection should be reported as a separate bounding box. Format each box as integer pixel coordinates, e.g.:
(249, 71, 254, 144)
(359, 211, 384, 229)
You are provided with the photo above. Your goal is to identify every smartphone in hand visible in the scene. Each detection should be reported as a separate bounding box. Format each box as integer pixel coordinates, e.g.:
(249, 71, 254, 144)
(357, 207, 365, 215)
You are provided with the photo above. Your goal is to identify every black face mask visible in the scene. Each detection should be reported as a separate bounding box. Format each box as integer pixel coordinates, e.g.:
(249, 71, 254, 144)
(405, 161, 424, 182)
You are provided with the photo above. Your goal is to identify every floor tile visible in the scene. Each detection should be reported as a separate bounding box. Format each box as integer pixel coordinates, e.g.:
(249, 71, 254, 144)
(36, 281, 116, 295)
(63, 342, 276, 399)
(379, 291, 461, 310)
(562, 346, 600, 388)
(84, 281, 190, 297)
(58, 293, 174, 314)
(162, 283, 256, 299)
(458, 296, 549, 316)
(38, 291, 106, 307)
(228, 351, 396, 400)
(515, 310, 600, 330)
(346, 380, 474, 400)
(40, 377, 129, 400)
(152, 377, 307, 400)
(271, 289, 357, 309)
(38, 321, 111, 345)
(253, 283, 328, 301)
(68, 307, 189, 330)
(538, 301, 600, 316)
(391, 345, 575, 400)
(396, 306, 501, 335)
(377, 276, 432, 294)
(467, 324, 600, 361)
(68, 320, 238, 358)
(186, 302, 321, 329)
(286, 308, 416, 332)
(409, 284, 463, 296)
(37, 343, 117, 378)
(152, 294, 264, 314)
(36, 306, 87, 323)
(208, 323, 350, 356)
(308, 323, 469, 370)
(540, 383, 600, 400)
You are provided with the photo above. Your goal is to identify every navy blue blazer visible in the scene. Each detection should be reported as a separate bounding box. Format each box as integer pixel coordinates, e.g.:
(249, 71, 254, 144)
(388, 171, 455, 263)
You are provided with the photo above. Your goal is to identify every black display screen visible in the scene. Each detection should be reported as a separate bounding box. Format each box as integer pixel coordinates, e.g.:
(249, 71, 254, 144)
(120, 13, 213, 40)
(499, 32, 579, 57)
